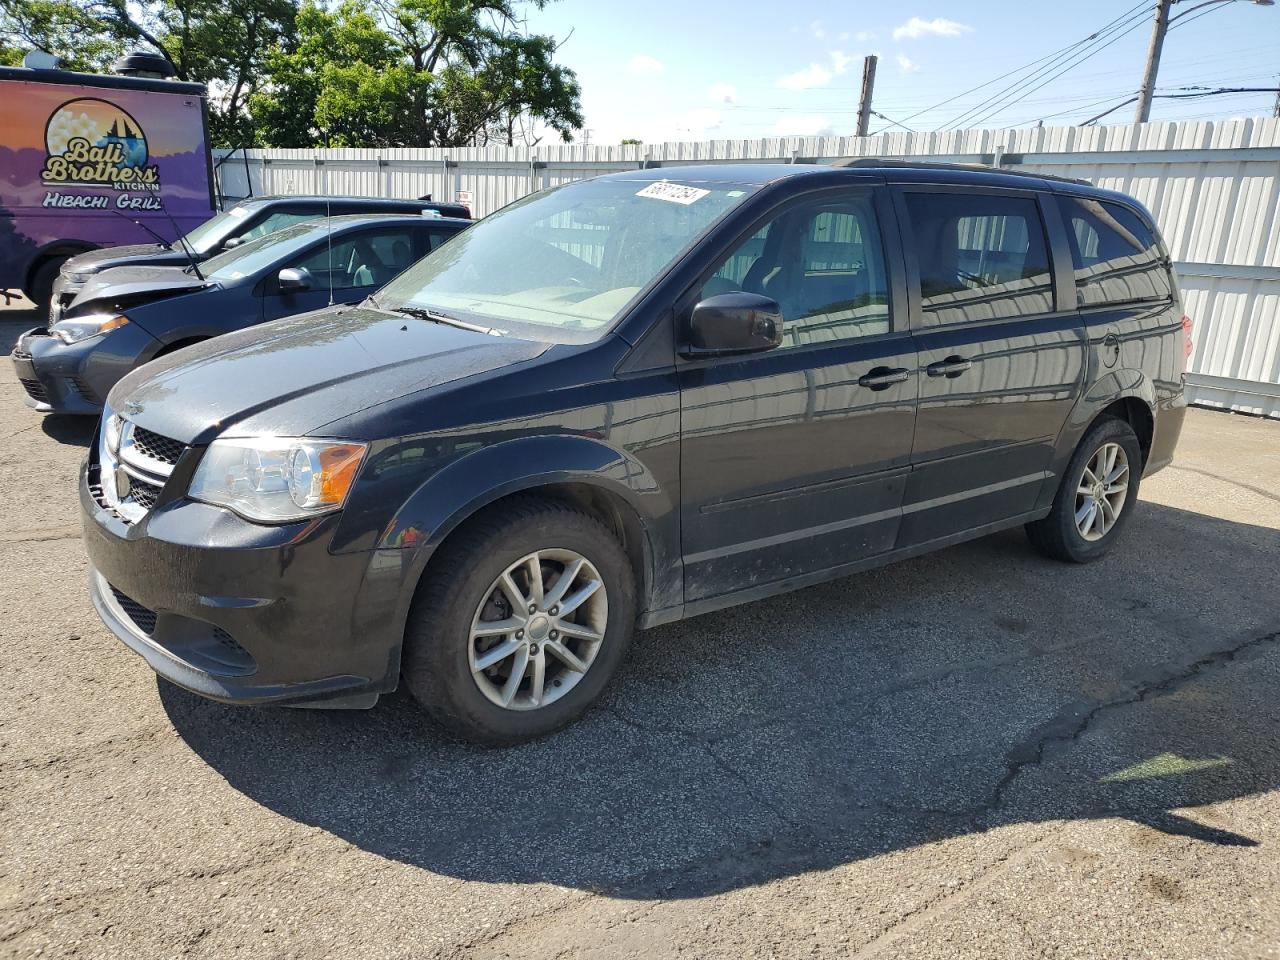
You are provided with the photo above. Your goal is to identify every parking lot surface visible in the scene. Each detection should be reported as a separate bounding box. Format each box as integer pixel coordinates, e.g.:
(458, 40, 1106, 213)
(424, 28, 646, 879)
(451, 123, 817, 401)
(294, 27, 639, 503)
(2, 306, 1279, 960)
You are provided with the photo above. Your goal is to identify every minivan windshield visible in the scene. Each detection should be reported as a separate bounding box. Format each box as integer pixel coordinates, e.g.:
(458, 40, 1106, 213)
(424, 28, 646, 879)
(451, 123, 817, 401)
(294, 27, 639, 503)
(178, 202, 262, 255)
(376, 177, 759, 338)
(197, 222, 323, 280)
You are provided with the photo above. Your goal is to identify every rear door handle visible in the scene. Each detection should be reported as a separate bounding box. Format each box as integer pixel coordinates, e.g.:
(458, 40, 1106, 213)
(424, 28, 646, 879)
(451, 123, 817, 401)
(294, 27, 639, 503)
(857, 366, 911, 391)
(925, 355, 973, 378)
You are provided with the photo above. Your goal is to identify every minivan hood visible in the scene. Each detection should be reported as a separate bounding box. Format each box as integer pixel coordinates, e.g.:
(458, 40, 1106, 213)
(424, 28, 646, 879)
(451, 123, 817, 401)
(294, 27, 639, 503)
(108, 305, 551, 443)
(66, 244, 190, 276)
(69, 265, 212, 312)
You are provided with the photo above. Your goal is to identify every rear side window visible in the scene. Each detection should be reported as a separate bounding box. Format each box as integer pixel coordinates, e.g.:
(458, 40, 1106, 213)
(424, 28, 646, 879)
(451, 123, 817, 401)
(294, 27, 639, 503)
(701, 193, 891, 348)
(903, 192, 1054, 325)
(1058, 196, 1172, 307)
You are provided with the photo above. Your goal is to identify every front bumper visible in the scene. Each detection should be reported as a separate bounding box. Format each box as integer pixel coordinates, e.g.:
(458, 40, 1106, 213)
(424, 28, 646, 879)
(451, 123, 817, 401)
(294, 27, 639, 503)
(80, 458, 404, 707)
(10, 324, 159, 414)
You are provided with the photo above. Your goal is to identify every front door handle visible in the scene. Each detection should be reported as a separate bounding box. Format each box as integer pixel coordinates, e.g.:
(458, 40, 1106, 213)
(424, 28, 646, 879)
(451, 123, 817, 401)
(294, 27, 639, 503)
(925, 355, 973, 378)
(857, 366, 911, 391)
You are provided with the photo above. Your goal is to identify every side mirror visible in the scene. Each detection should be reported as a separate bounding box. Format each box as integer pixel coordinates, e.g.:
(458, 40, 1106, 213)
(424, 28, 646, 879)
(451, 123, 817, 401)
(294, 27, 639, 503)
(684, 292, 783, 357)
(277, 267, 313, 292)
(221, 236, 243, 250)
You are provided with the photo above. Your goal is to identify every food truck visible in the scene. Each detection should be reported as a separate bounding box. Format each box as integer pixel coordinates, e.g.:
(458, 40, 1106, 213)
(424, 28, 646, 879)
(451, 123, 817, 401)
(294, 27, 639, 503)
(0, 56, 215, 313)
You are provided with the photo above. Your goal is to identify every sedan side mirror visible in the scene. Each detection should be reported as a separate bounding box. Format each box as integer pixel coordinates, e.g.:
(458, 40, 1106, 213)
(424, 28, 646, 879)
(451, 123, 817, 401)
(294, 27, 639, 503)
(684, 292, 784, 358)
(277, 267, 313, 293)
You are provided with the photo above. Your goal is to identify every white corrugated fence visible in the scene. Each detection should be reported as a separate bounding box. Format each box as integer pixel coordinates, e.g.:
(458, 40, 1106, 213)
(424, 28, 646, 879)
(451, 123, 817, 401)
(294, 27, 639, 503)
(214, 118, 1280, 417)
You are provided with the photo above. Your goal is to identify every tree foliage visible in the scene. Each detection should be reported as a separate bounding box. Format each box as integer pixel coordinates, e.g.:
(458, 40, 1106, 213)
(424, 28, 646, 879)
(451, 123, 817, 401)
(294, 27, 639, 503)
(1, 0, 581, 148)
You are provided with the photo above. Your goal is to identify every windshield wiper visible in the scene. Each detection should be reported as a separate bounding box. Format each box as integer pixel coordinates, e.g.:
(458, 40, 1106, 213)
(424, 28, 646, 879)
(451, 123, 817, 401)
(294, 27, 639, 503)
(394, 305, 504, 336)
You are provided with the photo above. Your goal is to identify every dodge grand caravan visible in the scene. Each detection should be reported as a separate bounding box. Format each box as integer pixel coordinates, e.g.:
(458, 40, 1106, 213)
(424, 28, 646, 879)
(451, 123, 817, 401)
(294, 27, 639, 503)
(81, 162, 1188, 744)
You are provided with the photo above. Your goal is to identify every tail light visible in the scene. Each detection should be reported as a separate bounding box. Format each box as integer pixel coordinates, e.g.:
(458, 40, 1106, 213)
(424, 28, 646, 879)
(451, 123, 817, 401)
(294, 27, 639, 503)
(1181, 315, 1193, 359)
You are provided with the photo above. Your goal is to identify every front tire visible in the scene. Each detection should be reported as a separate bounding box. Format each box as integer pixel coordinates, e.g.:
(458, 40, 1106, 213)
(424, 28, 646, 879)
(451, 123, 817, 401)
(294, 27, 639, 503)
(1026, 417, 1143, 563)
(402, 496, 636, 745)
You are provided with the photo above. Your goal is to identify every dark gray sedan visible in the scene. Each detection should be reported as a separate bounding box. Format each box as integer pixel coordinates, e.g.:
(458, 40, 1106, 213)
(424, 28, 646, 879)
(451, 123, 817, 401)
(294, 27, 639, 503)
(11, 213, 468, 413)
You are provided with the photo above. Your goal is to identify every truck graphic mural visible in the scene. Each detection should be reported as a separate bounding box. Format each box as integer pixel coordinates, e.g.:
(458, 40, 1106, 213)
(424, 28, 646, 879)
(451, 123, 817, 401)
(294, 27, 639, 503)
(0, 66, 214, 307)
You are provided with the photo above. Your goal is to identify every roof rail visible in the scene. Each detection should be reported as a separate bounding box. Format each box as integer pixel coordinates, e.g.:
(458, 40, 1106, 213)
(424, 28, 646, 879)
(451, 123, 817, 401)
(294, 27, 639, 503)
(828, 156, 1089, 186)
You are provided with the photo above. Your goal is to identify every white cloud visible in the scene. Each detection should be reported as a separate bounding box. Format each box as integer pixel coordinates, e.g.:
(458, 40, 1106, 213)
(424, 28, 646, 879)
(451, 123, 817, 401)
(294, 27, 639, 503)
(773, 114, 834, 137)
(810, 19, 826, 39)
(830, 50, 854, 75)
(896, 54, 921, 73)
(777, 63, 834, 90)
(892, 16, 972, 40)
(855, 30, 876, 42)
(708, 82, 737, 104)
(837, 31, 850, 42)
(628, 54, 665, 75)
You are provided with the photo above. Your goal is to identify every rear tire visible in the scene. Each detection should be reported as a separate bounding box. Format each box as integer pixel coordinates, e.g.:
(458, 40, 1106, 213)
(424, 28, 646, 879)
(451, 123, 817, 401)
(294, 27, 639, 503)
(1026, 417, 1143, 563)
(402, 496, 636, 746)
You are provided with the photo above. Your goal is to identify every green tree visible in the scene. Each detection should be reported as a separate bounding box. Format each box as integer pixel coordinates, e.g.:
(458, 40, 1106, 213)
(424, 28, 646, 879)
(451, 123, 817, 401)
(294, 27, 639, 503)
(249, 0, 582, 148)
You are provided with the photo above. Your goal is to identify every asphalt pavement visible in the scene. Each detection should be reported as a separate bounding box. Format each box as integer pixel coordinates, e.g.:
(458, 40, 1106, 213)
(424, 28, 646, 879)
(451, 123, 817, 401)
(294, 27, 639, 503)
(1, 305, 1278, 959)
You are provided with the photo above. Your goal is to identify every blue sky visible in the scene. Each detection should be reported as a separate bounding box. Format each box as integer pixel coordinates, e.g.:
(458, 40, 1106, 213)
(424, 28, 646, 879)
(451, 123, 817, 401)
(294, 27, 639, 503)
(522, 0, 1280, 144)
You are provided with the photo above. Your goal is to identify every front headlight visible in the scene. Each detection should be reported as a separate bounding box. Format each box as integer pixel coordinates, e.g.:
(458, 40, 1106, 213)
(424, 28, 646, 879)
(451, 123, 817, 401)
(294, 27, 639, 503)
(188, 437, 368, 523)
(64, 270, 94, 284)
(51, 314, 129, 345)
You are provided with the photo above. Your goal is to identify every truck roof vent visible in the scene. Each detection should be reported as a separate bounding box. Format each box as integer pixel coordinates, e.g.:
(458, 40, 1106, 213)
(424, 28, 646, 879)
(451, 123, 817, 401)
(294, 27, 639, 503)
(111, 51, 175, 79)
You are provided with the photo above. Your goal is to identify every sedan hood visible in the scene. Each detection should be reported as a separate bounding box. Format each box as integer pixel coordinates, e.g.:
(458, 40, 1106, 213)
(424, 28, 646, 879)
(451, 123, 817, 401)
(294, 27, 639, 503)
(108, 305, 552, 443)
(70, 265, 211, 312)
(65, 244, 190, 276)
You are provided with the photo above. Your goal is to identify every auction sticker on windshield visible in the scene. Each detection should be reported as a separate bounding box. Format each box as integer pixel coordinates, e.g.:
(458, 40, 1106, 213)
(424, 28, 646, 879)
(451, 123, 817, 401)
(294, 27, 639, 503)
(636, 182, 710, 205)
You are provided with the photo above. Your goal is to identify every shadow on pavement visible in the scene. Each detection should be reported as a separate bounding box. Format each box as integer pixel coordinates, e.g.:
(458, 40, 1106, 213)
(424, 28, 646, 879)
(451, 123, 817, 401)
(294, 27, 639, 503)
(162, 500, 1280, 898)
(40, 415, 96, 446)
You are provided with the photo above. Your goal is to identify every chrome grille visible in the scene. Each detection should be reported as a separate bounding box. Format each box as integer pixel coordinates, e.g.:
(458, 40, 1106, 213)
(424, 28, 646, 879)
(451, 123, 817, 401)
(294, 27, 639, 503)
(131, 427, 185, 466)
(127, 476, 162, 510)
(97, 416, 183, 523)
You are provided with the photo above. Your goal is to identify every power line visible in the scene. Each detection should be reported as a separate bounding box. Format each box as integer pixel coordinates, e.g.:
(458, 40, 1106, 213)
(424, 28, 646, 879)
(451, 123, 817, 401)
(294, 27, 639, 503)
(869, 0, 1154, 134)
(943, 3, 1156, 129)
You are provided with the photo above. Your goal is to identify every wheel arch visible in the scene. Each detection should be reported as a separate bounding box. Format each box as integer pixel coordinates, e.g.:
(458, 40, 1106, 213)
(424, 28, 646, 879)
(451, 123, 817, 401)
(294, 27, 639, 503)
(370, 434, 679, 676)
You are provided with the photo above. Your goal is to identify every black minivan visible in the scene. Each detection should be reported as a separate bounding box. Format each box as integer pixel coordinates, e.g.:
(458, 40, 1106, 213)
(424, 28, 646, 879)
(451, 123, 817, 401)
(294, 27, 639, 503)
(81, 162, 1189, 744)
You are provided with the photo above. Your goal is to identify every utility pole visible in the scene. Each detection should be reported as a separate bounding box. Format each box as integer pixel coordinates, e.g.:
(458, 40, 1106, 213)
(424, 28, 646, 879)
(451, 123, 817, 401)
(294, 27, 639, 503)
(1135, 0, 1172, 122)
(856, 55, 878, 136)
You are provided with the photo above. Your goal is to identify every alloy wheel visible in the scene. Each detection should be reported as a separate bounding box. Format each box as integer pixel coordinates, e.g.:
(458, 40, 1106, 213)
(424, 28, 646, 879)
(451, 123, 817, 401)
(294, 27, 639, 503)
(468, 549, 608, 710)
(1075, 442, 1130, 542)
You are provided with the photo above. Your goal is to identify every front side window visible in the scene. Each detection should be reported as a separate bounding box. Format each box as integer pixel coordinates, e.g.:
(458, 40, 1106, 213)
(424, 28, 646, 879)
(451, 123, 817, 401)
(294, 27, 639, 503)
(291, 229, 419, 290)
(1059, 196, 1171, 307)
(700, 193, 891, 348)
(904, 192, 1053, 325)
(376, 177, 759, 340)
(201, 223, 322, 280)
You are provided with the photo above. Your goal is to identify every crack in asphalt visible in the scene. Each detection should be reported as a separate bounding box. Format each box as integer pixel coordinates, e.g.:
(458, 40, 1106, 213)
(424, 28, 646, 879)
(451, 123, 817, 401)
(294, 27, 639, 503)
(590, 627, 1280, 899)
(1166, 464, 1280, 504)
(988, 628, 1280, 811)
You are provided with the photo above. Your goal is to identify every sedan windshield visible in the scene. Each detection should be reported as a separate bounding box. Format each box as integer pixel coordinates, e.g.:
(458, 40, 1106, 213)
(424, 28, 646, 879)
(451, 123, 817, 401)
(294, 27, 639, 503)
(376, 177, 759, 338)
(198, 222, 325, 280)
(178, 202, 262, 255)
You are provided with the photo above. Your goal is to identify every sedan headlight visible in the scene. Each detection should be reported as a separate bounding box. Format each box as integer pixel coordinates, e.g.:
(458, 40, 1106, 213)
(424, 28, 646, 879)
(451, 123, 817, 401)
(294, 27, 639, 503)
(64, 270, 94, 284)
(51, 314, 129, 345)
(188, 437, 368, 523)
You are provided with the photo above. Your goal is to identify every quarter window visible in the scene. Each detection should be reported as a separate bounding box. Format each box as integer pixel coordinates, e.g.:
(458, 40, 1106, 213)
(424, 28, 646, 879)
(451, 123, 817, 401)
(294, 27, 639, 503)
(1059, 196, 1171, 307)
(700, 194, 891, 348)
(903, 192, 1054, 325)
